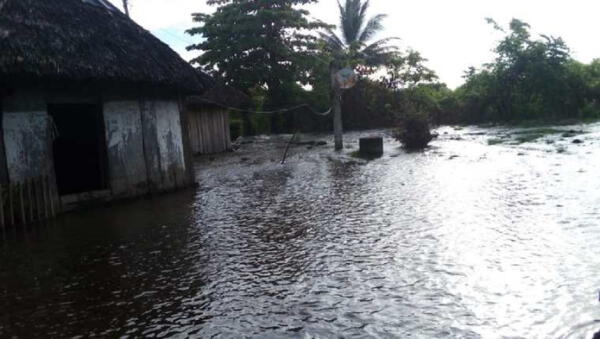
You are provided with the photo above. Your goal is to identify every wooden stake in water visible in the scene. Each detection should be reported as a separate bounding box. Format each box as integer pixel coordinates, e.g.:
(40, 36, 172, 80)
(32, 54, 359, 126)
(281, 131, 299, 165)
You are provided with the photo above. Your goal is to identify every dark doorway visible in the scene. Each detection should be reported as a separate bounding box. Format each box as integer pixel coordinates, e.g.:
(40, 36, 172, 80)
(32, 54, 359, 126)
(48, 103, 108, 196)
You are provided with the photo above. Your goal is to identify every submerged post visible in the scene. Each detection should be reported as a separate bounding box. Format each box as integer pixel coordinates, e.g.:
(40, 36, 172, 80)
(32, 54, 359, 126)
(331, 65, 343, 151)
(359, 137, 384, 158)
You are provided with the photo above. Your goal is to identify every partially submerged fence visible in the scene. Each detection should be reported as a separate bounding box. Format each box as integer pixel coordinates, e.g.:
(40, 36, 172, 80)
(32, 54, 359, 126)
(0, 175, 59, 229)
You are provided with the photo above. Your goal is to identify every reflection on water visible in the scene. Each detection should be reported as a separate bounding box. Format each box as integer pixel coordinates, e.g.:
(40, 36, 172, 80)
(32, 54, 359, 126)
(1, 124, 600, 338)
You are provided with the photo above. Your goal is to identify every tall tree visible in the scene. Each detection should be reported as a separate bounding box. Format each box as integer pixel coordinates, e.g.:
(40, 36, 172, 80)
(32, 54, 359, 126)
(379, 50, 438, 90)
(321, 0, 397, 150)
(461, 19, 577, 121)
(187, 0, 328, 132)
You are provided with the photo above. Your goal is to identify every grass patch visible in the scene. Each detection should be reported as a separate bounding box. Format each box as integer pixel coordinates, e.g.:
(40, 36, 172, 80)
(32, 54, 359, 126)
(350, 150, 361, 158)
(500, 117, 600, 128)
(556, 145, 567, 153)
(515, 134, 545, 144)
(512, 128, 564, 135)
(509, 127, 579, 144)
(349, 150, 381, 160)
(487, 138, 505, 145)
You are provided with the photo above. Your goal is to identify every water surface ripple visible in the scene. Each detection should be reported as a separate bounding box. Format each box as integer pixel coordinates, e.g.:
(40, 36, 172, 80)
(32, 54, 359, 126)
(1, 125, 600, 338)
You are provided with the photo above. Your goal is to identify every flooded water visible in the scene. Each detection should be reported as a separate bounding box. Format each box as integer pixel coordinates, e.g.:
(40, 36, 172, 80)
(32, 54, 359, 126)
(1, 124, 600, 338)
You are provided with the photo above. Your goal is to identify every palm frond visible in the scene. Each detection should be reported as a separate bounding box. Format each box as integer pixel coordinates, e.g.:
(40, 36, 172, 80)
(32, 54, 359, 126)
(357, 0, 370, 41)
(358, 14, 386, 44)
(340, 0, 365, 44)
(322, 0, 399, 69)
(319, 29, 345, 52)
(359, 37, 400, 66)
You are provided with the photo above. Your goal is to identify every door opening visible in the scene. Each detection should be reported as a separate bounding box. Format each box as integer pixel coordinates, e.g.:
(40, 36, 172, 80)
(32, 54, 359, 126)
(48, 103, 108, 196)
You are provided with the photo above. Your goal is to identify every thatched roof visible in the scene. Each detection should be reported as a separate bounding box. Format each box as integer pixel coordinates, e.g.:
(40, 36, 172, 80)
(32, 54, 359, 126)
(0, 0, 203, 93)
(186, 71, 250, 110)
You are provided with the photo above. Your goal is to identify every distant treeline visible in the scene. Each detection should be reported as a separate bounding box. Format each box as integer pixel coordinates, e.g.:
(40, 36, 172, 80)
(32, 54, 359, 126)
(439, 19, 600, 124)
(335, 19, 600, 127)
(187, 0, 600, 133)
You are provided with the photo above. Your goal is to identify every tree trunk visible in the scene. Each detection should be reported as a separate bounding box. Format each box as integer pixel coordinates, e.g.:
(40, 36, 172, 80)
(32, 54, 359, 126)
(331, 66, 343, 150)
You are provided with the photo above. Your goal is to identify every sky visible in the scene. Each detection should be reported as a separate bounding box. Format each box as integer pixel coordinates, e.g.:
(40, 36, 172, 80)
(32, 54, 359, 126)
(108, 0, 600, 88)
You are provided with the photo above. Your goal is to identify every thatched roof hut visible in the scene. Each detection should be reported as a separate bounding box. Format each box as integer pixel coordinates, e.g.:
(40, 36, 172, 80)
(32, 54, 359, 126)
(186, 72, 250, 110)
(0, 0, 203, 219)
(0, 0, 202, 92)
(185, 72, 249, 154)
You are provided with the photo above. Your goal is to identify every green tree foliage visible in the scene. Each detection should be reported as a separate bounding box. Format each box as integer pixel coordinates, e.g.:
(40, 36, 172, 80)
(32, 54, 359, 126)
(186, 0, 329, 132)
(577, 59, 600, 116)
(380, 50, 438, 89)
(447, 19, 600, 123)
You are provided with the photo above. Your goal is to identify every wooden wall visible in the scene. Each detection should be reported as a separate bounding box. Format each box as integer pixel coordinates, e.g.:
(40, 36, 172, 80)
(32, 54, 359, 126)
(187, 107, 232, 155)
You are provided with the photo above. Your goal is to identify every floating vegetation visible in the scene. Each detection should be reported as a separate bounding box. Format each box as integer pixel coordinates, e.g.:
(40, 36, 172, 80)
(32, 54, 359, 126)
(487, 138, 504, 146)
(486, 127, 586, 145)
(556, 145, 567, 153)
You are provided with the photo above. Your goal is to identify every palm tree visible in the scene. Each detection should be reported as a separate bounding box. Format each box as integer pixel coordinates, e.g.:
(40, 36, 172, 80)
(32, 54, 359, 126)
(321, 0, 397, 150)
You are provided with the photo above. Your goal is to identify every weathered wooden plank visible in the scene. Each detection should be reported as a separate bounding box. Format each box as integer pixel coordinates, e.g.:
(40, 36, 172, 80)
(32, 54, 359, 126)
(188, 108, 233, 155)
(8, 181, 14, 226)
(42, 175, 49, 220)
(0, 183, 5, 230)
(48, 176, 56, 218)
(35, 177, 42, 221)
(224, 110, 232, 150)
(18, 181, 25, 225)
(28, 178, 34, 221)
(200, 111, 207, 154)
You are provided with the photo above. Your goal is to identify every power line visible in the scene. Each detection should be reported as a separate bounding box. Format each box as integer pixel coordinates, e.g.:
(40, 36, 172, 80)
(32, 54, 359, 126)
(199, 99, 332, 116)
(157, 28, 195, 45)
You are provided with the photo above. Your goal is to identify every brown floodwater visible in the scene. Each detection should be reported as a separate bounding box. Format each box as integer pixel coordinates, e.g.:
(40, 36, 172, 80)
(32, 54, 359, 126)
(1, 125, 600, 338)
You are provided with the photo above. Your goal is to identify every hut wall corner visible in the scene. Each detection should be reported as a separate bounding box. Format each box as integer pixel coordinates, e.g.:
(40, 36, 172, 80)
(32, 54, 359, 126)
(154, 100, 187, 189)
(2, 91, 53, 182)
(140, 99, 187, 191)
(103, 100, 149, 197)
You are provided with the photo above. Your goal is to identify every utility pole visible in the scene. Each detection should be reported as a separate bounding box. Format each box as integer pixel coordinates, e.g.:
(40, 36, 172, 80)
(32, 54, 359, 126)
(330, 63, 357, 151)
(330, 62, 343, 151)
(122, 0, 130, 17)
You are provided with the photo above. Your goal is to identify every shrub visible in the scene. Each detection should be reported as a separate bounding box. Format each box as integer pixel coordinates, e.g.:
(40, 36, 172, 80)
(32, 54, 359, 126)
(395, 113, 433, 150)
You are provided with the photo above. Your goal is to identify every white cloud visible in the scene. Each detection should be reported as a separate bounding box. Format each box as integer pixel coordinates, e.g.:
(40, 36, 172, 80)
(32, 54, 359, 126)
(109, 0, 600, 88)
